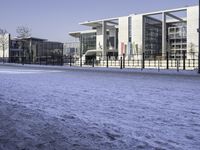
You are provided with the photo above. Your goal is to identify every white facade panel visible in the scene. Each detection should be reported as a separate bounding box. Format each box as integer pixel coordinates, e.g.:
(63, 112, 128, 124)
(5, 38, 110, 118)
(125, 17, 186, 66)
(131, 14, 143, 59)
(96, 26, 104, 51)
(118, 16, 129, 56)
(187, 6, 199, 59)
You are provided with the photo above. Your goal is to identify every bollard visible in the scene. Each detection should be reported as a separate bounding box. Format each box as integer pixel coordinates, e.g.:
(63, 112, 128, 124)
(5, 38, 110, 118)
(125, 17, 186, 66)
(107, 55, 109, 68)
(69, 56, 72, 67)
(166, 51, 169, 69)
(142, 52, 145, 69)
(120, 57, 123, 69)
(183, 51, 186, 70)
(92, 57, 95, 67)
(123, 54, 125, 68)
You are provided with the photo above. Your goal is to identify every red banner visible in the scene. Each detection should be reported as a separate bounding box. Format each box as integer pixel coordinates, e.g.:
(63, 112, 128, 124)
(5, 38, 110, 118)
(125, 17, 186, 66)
(121, 42, 124, 55)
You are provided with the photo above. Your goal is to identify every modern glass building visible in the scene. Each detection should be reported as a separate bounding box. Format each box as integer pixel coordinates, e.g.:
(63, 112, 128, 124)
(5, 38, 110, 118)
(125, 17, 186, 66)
(69, 5, 199, 62)
(9, 37, 63, 64)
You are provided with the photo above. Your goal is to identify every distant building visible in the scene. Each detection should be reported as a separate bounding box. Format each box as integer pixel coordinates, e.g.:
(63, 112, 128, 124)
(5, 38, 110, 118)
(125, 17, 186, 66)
(9, 37, 63, 64)
(64, 42, 80, 57)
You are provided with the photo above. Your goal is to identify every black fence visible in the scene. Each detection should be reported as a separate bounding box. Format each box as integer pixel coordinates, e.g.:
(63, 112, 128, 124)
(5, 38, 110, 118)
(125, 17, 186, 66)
(62, 52, 199, 71)
(0, 55, 63, 66)
(0, 52, 199, 71)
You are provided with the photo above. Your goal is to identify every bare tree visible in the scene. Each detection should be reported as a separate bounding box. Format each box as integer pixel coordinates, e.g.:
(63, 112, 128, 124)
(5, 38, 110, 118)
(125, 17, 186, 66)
(16, 26, 31, 64)
(16, 26, 31, 38)
(0, 28, 8, 63)
(188, 42, 196, 59)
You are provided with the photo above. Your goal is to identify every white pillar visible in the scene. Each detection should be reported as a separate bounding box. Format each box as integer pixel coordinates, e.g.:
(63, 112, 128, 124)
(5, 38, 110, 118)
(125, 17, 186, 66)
(114, 29, 117, 51)
(162, 12, 167, 56)
(102, 21, 107, 58)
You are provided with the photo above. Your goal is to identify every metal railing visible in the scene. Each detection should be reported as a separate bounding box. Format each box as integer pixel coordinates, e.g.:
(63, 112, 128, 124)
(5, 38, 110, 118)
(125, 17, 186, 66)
(0, 52, 199, 71)
(63, 52, 199, 71)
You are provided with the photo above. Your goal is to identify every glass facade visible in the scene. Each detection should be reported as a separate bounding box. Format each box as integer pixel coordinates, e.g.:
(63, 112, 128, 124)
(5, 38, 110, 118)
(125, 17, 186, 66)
(80, 32, 96, 54)
(128, 17, 132, 42)
(167, 22, 187, 58)
(144, 16, 162, 58)
(64, 42, 80, 56)
(10, 38, 63, 63)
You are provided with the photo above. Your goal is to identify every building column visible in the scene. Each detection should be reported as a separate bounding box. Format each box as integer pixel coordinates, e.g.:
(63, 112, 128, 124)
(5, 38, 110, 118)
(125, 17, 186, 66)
(162, 12, 167, 56)
(8, 34, 11, 62)
(102, 21, 107, 58)
(141, 15, 145, 60)
(109, 28, 116, 50)
(30, 39, 32, 62)
(114, 29, 117, 52)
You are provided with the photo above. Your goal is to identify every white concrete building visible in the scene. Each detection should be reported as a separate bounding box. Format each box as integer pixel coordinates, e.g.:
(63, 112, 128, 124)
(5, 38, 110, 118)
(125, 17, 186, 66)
(69, 5, 199, 64)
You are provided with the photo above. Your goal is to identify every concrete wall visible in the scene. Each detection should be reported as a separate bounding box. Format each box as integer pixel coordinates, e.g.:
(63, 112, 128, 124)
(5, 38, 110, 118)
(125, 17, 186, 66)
(96, 22, 107, 57)
(187, 6, 199, 59)
(118, 16, 129, 56)
(96, 26, 103, 51)
(131, 14, 143, 59)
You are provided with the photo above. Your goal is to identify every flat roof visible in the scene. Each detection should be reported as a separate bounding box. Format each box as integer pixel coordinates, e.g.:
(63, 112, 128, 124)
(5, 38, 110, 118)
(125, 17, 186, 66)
(44, 41, 63, 44)
(131, 5, 197, 16)
(12, 37, 47, 41)
(69, 30, 96, 38)
(69, 5, 197, 38)
(80, 17, 119, 27)
(80, 5, 197, 27)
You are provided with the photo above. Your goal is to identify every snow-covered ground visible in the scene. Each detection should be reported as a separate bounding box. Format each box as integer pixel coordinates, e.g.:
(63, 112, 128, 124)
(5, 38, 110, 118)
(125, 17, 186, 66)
(0, 65, 200, 150)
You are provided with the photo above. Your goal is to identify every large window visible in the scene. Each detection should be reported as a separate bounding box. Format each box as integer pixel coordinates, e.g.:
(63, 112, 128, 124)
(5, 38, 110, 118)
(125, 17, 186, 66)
(144, 16, 162, 58)
(167, 22, 187, 59)
(81, 32, 96, 54)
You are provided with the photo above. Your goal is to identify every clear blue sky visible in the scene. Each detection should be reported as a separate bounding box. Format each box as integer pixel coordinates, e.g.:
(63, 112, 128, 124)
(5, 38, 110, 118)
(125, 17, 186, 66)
(0, 0, 198, 43)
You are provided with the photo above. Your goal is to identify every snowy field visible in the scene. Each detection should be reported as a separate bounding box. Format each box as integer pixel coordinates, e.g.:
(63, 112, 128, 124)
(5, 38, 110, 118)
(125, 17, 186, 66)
(0, 65, 200, 150)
